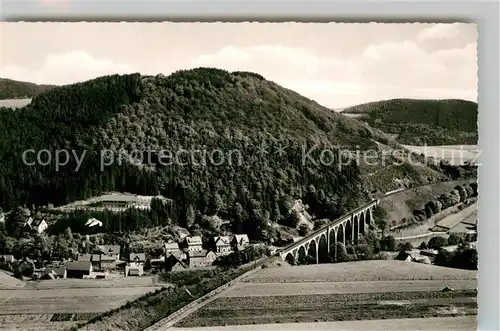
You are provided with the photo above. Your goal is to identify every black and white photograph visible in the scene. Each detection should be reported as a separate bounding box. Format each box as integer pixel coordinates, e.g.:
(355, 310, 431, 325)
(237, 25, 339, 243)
(0, 22, 478, 331)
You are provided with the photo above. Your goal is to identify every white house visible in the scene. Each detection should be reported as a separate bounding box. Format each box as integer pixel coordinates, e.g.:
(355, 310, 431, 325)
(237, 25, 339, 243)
(184, 236, 203, 252)
(31, 219, 48, 234)
(214, 236, 232, 254)
(164, 242, 181, 256)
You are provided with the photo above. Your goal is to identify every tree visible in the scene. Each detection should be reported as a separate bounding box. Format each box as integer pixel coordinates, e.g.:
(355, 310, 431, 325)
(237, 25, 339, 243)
(64, 227, 73, 241)
(212, 193, 224, 214)
(428, 236, 448, 250)
(144, 258, 152, 271)
(447, 233, 460, 246)
(435, 249, 453, 267)
(298, 223, 310, 236)
(335, 242, 349, 262)
(451, 248, 477, 270)
(185, 205, 196, 228)
(356, 244, 373, 260)
(33, 234, 51, 261)
(418, 241, 427, 249)
(373, 206, 388, 232)
(380, 235, 396, 251)
(52, 235, 70, 260)
(6, 207, 30, 238)
(397, 241, 413, 251)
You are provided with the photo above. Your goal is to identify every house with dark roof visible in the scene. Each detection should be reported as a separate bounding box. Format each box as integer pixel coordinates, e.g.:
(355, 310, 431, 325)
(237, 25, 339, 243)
(165, 252, 188, 272)
(231, 234, 250, 251)
(31, 219, 48, 234)
(65, 261, 92, 278)
(24, 217, 48, 234)
(78, 253, 102, 270)
(187, 250, 217, 268)
(42, 265, 67, 279)
(214, 236, 232, 255)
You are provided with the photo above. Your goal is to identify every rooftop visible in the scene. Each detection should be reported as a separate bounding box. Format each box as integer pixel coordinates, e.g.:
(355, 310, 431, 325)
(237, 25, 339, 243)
(186, 236, 203, 245)
(129, 253, 146, 261)
(65, 261, 91, 271)
(215, 236, 231, 245)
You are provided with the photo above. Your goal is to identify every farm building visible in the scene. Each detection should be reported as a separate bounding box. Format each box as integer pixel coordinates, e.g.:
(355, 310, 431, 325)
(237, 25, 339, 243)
(78, 253, 102, 271)
(187, 250, 217, 268)
(420, 249, 439, 258)
(165, 252, 188, 272)
(65, 261, 93, 278)
(184, 236, 203, 252)
(98, 245, 121, 260)
(129, 253, 146, 264)
(42, 265, 67, 279)
(125, 262, 144, 277)
(100, 254, 118, 271)
(231, 234, 250, 251)
(395, 251, 418, 262)
(214, 236, 232, 254)
(24, 217, 48, 234)
(164, 242, 181, 256)
(413, 256, 432, 264)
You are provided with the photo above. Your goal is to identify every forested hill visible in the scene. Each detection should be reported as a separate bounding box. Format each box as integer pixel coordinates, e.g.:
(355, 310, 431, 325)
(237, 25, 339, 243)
(0, 78, 56, 99)
(0, 68, 446, 239)
(341, 98, 478, 145)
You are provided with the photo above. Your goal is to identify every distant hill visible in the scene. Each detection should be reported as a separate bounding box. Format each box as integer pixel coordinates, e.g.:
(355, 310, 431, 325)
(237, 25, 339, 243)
(0, 69, 450, 240)
(0, 78, 55, 100)
(341, 98, 478, 145)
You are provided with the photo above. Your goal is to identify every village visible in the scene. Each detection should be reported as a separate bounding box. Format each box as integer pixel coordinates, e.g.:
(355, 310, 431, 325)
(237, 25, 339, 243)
(0, 212, 258, 281)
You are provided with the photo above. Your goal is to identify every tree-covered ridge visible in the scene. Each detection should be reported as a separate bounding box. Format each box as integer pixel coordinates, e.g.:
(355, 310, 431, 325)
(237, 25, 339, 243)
(0, 68, 450, 241)
(0, 78, 56, 100)
(341, 98, 478, 145)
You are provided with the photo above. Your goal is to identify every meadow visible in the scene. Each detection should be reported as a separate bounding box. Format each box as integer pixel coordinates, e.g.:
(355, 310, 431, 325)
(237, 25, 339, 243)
(173, 261, 477, 328)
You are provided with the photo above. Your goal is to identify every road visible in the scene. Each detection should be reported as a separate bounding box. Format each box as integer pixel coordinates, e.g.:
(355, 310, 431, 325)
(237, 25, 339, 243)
(395, 232, 447, 241)
(170, 316, 476, 331)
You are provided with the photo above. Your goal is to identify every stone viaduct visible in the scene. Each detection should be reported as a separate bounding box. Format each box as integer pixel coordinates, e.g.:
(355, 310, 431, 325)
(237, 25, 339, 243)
(279, 199, 379, 264)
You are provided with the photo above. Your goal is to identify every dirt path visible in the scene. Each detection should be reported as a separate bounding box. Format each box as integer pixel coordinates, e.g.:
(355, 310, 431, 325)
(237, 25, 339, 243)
(171, 316, 476, 331)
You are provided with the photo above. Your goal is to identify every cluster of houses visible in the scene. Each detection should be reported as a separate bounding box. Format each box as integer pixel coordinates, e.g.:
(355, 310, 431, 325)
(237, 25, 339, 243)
(0, 233, 251, 280)
(163, 234, 250, 272)
(396, 241, 478, 265)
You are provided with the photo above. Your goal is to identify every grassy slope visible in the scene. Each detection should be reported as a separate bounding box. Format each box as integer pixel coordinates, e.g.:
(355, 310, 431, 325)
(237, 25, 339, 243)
(0, 78, 55, 100)
(378, 179, 472, 226)
(341, 98, 478, 145)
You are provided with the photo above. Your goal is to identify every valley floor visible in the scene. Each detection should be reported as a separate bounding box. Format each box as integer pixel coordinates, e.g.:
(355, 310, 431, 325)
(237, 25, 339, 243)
(172, 261, 477, 329)
(171, 316, 476, 331)
(0, 275, 169, 331)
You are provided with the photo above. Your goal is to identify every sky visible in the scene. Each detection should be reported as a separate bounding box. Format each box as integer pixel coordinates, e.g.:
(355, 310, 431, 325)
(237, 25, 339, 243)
(0, 22, 477, 109)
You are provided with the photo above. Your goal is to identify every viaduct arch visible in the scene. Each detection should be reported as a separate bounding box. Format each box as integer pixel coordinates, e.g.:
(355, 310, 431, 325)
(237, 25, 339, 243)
(279, 200, 378, 264)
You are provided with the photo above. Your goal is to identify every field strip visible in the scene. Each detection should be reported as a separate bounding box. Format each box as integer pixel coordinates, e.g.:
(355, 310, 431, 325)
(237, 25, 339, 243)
(143, 266, 265, 331)
(220, 280, 478, 297)
(170, 316, 476, 331)
(435, 203, 477, 229)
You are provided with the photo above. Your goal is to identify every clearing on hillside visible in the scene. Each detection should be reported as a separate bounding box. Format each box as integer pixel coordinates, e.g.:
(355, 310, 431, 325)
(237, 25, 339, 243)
(378, 179, 472, 227)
